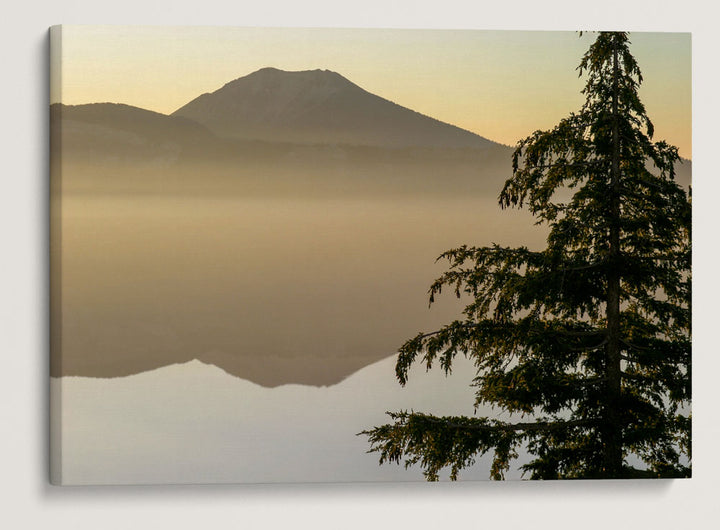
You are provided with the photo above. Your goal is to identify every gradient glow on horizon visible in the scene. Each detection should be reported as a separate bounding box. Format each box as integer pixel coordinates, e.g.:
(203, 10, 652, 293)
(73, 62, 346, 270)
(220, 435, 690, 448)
(53, 26, 691, 158)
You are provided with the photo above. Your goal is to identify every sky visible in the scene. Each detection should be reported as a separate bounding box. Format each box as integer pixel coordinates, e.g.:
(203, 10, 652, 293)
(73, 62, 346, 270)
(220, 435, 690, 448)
(52, 26, 692, 159)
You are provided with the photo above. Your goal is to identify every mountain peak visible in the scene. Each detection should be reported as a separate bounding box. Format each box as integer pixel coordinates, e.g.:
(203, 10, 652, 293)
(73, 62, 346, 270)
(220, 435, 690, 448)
(248, 66, 346, 78)
(173, 68, 495, 148)
(251, 66, 341, 76)
(220, 67, 357, 94)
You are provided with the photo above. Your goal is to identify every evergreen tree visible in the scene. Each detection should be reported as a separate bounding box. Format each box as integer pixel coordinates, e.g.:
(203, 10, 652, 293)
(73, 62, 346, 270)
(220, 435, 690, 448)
(361, 32, 691, 480)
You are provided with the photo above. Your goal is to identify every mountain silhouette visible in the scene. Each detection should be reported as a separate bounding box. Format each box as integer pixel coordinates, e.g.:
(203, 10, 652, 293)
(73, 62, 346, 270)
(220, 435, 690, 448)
(51, 86, 520, 197)
(172, 67, 498, 148)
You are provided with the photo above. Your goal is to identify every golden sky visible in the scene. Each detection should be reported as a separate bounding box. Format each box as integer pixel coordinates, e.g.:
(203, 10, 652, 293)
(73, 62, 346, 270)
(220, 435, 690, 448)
(53, 26, 691, 158)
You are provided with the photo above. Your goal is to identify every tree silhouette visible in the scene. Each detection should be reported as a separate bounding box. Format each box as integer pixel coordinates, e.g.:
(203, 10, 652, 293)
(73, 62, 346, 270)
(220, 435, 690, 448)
(361, 32, 691, 480)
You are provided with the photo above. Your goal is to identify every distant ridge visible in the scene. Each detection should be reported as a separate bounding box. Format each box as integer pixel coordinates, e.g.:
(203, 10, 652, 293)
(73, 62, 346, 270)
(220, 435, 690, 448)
(53, 102, 213, 142)
(173, 67, 498, 148)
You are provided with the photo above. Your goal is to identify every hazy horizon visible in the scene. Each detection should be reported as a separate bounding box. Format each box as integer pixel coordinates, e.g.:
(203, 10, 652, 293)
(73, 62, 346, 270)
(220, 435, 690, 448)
(53, 194, 548, 385)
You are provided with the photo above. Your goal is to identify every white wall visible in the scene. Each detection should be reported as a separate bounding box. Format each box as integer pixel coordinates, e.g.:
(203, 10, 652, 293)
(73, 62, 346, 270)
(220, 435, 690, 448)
(2, 1, 719, 529)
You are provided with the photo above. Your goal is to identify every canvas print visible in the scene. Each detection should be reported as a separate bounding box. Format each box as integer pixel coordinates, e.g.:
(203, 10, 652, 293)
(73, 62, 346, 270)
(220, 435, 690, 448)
(49, 26, 691, 484)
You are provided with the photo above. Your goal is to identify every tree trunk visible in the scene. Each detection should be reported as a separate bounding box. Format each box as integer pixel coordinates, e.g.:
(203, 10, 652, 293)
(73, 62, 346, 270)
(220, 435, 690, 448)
(603, 35, 624, 478)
